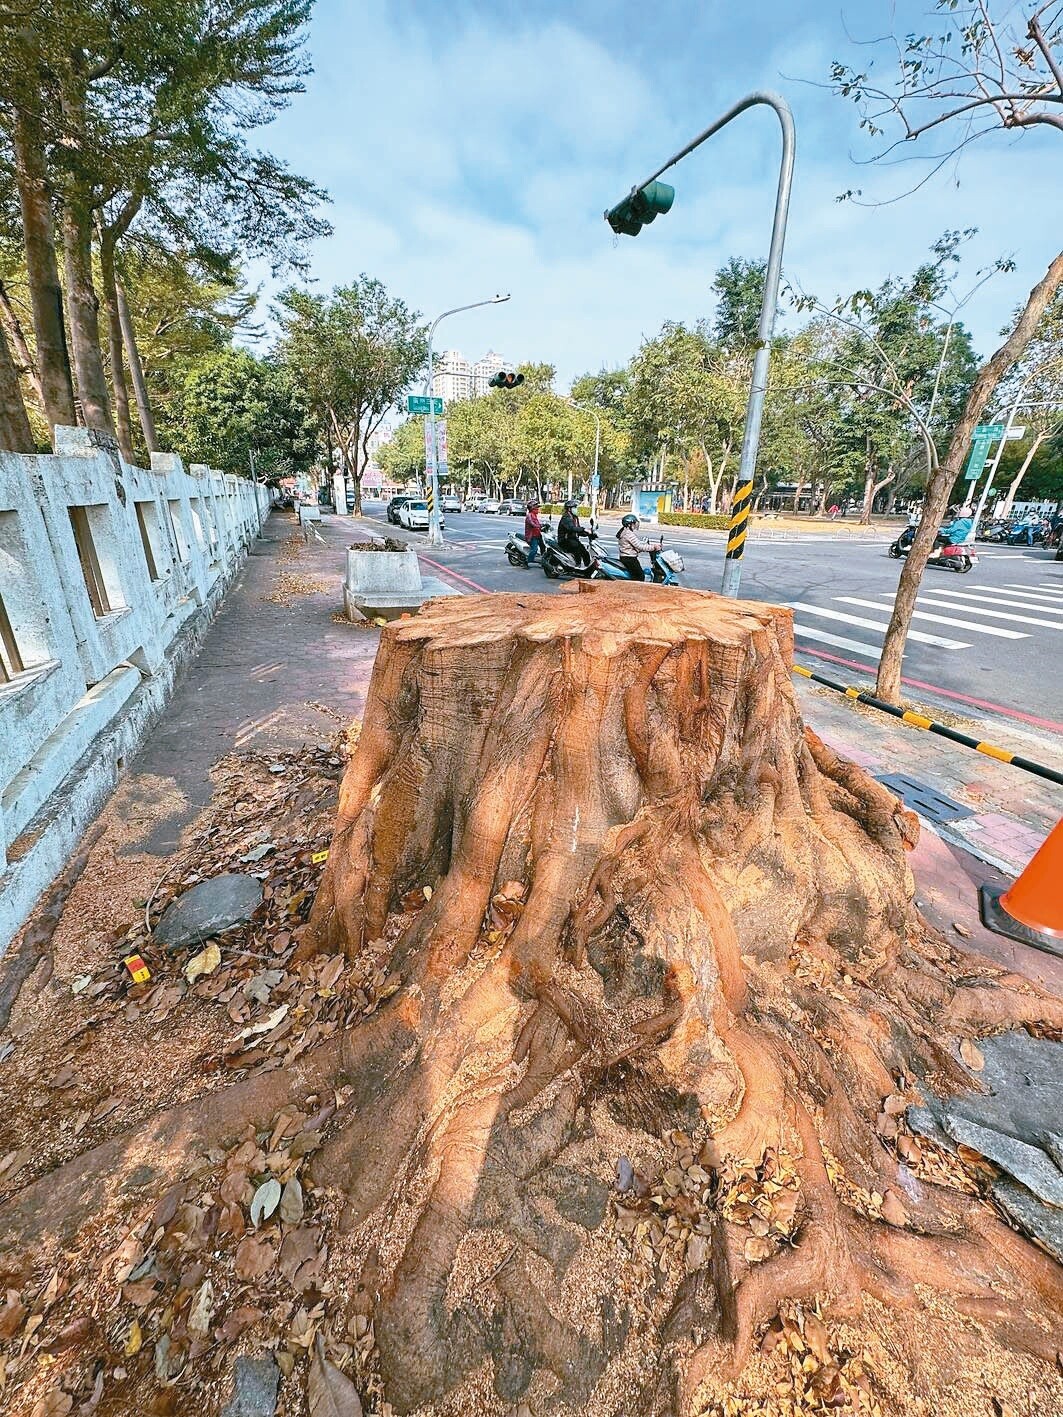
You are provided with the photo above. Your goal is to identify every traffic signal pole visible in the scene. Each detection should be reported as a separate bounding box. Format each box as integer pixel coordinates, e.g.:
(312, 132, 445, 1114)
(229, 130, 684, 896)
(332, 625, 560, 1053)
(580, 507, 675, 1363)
(423, 294, 510, 547)
(605, 92, 795, 599)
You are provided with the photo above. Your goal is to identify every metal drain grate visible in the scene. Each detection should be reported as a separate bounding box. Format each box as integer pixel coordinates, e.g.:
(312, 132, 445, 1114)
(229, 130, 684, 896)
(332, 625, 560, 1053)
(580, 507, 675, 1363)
(875, 773, 974, 825)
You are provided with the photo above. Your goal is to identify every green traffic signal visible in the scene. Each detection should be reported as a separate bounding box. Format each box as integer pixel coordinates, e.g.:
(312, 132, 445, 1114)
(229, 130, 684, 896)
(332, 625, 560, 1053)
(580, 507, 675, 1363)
(605, 179, 675, 237)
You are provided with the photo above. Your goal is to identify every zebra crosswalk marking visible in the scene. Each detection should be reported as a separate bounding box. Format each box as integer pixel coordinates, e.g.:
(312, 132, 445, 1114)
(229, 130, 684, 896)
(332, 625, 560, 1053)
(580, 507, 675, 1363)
(914, 594, 1063, 630)
(1004, 583, 1063, 599)
(788, 602, 969, 649)
(835, 597, 1027, 639)
(788, 624, 881, 658)
(916, 587, 1063, 616)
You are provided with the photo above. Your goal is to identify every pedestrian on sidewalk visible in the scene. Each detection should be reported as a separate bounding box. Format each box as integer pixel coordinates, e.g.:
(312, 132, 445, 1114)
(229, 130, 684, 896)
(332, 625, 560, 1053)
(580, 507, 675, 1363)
(524, 501, 546, 565)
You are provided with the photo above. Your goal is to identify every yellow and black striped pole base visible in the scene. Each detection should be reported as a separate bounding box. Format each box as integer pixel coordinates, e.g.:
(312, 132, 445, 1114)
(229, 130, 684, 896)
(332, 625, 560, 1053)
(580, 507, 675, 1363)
(720, 479, 753, 597)
(725, 480, 752, 559)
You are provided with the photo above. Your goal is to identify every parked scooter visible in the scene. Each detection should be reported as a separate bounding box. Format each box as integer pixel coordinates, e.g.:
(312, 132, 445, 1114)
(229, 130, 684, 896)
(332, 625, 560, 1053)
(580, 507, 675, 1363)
(587, 534, 685, 584)
(888, 524, 976, 573)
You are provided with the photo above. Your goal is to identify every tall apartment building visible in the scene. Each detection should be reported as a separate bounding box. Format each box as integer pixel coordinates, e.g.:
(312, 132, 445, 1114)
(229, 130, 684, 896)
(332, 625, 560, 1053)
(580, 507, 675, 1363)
(430, 349, 511, 402)
(472, 350, 505, 396)
(431, 350, 472, 402)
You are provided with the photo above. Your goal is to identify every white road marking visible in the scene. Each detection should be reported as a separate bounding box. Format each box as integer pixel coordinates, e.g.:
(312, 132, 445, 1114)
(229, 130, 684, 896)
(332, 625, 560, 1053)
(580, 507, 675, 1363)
(917, 586, 1063, 613)
(835, 597, 1027, 639)
(1005, 583, 1063, 599)
(791, 624, 881, 658)
(788, 602, 969, 649)
(916, 592, 1063, 628)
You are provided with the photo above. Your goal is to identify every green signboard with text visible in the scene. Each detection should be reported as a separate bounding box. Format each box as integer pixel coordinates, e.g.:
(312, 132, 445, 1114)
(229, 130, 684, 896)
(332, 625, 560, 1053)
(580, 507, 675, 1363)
(963, 423, 1004, 481)
(407, 395, 444, 415)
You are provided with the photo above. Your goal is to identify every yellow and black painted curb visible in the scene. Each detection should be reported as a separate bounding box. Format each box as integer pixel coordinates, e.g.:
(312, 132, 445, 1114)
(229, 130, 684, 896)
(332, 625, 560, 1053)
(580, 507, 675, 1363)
(725, 480, 753, 559)
(792, 663, 1063, 787)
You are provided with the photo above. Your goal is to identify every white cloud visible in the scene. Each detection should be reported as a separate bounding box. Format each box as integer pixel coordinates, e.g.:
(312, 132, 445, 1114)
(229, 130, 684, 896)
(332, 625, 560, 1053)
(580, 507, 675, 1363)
(254, 0, 1063, 387)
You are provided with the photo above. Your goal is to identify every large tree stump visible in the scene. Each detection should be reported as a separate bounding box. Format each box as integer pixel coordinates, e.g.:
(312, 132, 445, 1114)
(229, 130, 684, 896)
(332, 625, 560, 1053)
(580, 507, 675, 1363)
(2, 584, 1059, 1416)
(301, 583, 1062, 1413)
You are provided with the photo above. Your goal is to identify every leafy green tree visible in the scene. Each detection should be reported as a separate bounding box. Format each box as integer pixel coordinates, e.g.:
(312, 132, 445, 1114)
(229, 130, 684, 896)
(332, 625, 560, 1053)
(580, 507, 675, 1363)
(167, 347, 316, 481)
(378, 415, 426, 487)
(712, 257, 768, 350)
(994, 291, 1063, 513)
(276, 279, 427, 512)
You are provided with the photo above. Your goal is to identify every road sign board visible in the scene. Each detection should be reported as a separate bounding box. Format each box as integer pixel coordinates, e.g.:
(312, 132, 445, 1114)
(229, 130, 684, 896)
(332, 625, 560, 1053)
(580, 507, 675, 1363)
(963, 423, 1004, 481)
(407, 395, 444, 415)
(1005, 425, 1027, 440)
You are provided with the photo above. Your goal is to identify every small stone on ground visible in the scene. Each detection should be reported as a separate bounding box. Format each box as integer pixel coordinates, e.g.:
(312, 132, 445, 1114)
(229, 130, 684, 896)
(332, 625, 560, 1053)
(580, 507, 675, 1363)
(154, 873, 263, 950)
(220, 1355, 280, 1417)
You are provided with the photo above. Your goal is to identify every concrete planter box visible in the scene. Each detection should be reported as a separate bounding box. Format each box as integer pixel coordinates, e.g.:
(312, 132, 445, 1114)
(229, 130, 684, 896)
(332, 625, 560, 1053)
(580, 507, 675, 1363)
(344, 542, 457, 620)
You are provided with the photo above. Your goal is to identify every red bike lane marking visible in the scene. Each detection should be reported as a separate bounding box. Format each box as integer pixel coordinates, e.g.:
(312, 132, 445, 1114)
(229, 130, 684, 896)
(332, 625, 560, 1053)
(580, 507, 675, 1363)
(795, 645, 1063, 735)
(416, 554, 490, 594)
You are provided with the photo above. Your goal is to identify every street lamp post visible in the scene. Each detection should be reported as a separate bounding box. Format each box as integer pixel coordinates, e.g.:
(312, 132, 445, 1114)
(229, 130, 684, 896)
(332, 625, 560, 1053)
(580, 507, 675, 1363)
(605, 92, 796, 599)
(567, 399, 602, 522)
(424, 294, 510, 546)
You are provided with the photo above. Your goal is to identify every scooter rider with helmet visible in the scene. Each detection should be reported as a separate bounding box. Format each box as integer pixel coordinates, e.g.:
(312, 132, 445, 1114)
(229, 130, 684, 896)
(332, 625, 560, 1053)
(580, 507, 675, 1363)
(558, 499, 593, 568)
(616, 514, 660, 581)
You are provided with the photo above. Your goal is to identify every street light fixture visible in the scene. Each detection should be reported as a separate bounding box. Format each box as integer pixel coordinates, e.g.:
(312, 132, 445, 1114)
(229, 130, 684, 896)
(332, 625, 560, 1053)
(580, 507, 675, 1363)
(605, 91, 796, 599)
(424, 294, 510, 547)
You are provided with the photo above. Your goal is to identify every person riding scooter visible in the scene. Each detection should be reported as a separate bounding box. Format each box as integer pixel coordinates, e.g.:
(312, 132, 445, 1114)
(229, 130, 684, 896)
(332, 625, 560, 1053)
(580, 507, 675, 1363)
(941, 506, 974, 545)
(558, 500, 593, 568)
(616, 514, 660, 581)
(523, 500, 546, 566)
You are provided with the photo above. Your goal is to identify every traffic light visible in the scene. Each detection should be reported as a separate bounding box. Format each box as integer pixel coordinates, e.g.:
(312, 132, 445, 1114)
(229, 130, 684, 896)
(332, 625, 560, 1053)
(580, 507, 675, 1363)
(489, 371, 525, 389)
(605, 179, 675, 237)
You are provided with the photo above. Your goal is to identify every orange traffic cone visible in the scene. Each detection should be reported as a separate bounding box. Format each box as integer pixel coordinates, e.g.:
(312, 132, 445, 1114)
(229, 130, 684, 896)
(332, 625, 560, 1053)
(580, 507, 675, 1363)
(979, 817, 1063, 958)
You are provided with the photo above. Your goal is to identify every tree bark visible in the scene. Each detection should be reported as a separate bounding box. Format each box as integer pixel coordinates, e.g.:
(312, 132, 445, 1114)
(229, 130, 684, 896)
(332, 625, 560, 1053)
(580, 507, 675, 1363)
(0, 321, 35, 450)
(0, 278, 46, 416)
(11, 107, 77, 435)
(1000, 431, 1048, 516)
(97, 235, 134, 461)
(1, 587, 1061, 1414)
(60, 198, 113, 436)
(295, 587, 1061, 1412)
(116, 282, 158, 453)
(876, 248, 1063, 702)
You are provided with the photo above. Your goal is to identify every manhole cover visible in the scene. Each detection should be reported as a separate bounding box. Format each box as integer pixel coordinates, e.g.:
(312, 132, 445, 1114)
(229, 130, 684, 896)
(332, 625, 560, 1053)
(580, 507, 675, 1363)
(875, 772, 973, 825)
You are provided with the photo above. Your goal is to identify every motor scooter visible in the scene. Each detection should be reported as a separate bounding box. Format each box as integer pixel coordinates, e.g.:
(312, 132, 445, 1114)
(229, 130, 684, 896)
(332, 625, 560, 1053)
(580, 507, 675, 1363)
(539, 530, 599, 579)
(587, 534, 685, 585)
(504, 521, 551, 568)
(888, 525, 975, 573)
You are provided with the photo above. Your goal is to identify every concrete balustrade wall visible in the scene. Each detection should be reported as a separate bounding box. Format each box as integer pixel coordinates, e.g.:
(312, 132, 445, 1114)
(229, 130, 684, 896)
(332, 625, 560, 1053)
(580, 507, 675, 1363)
(0, 428, 271, 950)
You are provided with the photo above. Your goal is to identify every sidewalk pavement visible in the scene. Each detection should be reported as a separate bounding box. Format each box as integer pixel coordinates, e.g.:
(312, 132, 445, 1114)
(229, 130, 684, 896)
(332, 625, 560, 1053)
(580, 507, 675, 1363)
(104, 509, 1059, 994)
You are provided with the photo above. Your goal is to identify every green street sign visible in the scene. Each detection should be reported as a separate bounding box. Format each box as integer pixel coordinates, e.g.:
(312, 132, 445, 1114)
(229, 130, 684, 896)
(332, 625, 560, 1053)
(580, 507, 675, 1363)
(407, 395, 443, 415)
(963, 423, 1005, 480)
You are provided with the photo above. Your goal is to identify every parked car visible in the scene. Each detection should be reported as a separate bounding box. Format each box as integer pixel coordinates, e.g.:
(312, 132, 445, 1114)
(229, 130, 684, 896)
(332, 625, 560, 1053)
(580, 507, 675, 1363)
(387, 496, 411, 524)
(441, 494, 463, 513)
(499, 498, 527, 516)
(397, 500, 445, 532)
(478, 497, 501, 514)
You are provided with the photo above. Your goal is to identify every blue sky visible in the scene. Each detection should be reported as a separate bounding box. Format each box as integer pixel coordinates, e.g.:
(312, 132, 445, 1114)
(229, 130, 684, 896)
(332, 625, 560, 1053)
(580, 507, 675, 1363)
(256, 0, 1062, 388)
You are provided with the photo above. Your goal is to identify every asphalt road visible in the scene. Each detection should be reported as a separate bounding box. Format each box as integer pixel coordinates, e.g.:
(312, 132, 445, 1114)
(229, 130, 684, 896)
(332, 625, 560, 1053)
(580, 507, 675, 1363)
(364, 504, 1063, 734)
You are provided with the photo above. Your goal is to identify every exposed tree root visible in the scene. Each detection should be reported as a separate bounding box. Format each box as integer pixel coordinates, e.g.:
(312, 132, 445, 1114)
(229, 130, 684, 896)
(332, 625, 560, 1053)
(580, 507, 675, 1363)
(1, 586, 1059, 1415)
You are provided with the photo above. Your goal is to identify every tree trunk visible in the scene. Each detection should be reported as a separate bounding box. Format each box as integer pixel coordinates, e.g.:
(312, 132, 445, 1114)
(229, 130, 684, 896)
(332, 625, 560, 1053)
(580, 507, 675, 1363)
(97, 236, 134, 461)
(11, 108, 77, 435)
(876, 249, 1063, 702)
(2, 591, 1061, 1416)
(1000, 432, 1048, 516)
(0, 322, 35, 450)
(116, 282, 159, 453)
(0, 278, 46, 416)
(60, 197, 113, 436)
(294, 586, 1061, 1412)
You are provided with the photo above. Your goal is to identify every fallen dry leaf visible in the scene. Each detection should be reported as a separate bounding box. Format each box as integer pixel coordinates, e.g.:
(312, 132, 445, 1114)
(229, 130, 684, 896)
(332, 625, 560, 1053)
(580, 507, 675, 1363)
(30, 1391, 73, 1417)
(308, 1333, 363, 1417)
(234, 1235, 276, 1282)
(185, 942, 222, 984)
(951, 920, 971, 938)
(124, 1319, 143, 1357)
(744, 1235, 774, 1263)
(250, 1177, 282, 1227)
(880, 1190, 908, 1228)
(187, 1278, 214, 1334)
(0, 1292, 26, 1339)
(280, 1177, 305, 1225)
(959, 1037, 984, 1072)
